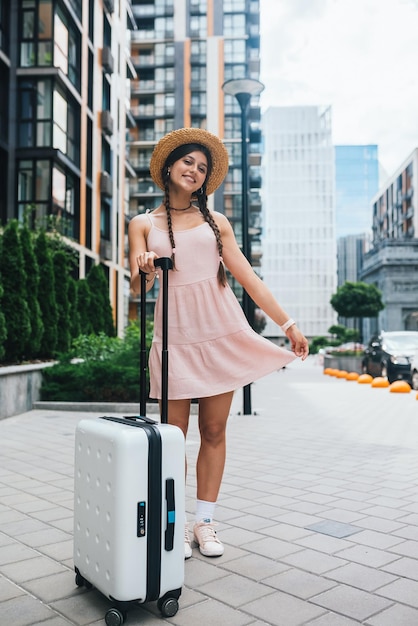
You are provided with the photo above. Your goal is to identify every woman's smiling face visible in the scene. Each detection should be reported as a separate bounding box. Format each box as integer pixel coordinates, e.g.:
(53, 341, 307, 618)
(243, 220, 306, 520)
(169, 150, 208, 193)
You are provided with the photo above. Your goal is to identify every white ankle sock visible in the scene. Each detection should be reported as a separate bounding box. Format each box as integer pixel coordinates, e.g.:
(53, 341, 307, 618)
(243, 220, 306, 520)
(195, 499, 216, 523)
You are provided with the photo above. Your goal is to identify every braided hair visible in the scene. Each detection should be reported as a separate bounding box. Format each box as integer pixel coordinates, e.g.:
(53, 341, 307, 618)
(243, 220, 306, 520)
(162, 143, 227, 287)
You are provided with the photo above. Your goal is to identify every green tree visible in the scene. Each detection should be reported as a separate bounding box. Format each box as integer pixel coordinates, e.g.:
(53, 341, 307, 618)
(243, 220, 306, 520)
(77, 279, 93, 335)
(35, 230, 58, 357)
(20, 224, 44, 358)
(0, 220, 31, 362)
(68, 276, 81, 339)
(330, 281, 384, 340)
(53, 250, 71, 353)
(86, 264, 115, 336)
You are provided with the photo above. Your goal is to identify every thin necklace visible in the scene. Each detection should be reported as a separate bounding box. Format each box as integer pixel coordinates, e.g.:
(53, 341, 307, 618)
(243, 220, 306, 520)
(168, 203, 192, 212)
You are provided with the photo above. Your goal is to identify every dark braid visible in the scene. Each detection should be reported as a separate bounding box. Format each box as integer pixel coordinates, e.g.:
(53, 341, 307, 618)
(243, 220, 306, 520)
(163, 180, 177, 269)
(196, 191, 227, 287)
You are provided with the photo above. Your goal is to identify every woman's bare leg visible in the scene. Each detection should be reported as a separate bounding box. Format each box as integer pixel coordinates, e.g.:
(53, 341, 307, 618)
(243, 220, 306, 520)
(196, 391, 234, 502)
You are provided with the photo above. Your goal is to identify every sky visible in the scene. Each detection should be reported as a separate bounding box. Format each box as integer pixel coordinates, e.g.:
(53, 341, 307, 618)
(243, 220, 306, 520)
(259, 0, 418, 178)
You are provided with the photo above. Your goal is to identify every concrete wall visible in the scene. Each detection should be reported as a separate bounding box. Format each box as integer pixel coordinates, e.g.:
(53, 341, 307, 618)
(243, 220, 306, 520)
(0, 363, 54, 420)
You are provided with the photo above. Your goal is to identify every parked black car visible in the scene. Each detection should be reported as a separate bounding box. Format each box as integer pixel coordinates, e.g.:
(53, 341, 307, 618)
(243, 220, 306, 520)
(362, 331, 418, 383)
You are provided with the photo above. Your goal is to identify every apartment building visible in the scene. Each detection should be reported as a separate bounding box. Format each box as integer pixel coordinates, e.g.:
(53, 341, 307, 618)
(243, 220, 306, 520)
(361, 148, 418, 335)
(128, 0, 263, 314)
(261, 106, 337, 338)
(0, 0, 135, 334)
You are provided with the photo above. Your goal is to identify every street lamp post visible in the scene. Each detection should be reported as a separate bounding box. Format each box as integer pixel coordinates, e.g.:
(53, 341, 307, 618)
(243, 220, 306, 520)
(222, 78, 265, 416)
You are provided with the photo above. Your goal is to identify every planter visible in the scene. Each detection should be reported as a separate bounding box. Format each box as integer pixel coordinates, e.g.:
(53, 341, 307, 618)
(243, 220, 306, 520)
(0, 362, 55, 420)
(323, 354, 363, 374)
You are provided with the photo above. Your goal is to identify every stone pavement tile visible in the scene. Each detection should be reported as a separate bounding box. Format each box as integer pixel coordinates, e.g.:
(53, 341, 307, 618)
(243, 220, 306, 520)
(263, 568, 337, 599)
(50, 517, 74, 533)
(325, 498, 369, 513)
(272, 511, 325, 528)
(352, 515, 406, 534)
(382, 556, 418, 581)
(217, 526, 263, 548)
(22, 570, 83, 603)
(388, 539, 418, 559)
(225, 514, 280, 532)
(241, 503, 292, 520)
(366, 603, 418, 625)
(281, 501, 329, 516)
(1, 594, 59, 626)
(0, 517, 50, 536)
(318, 509, 365, 524)
(0, 575, 25, 601)
(184, 558, 228, 587)
(242, 589, 326, 626)
(0, 509, 29, 524)
(397, 512, 418, 525)
(348, 529, 405, 550)
(31, 506, 73, 523)
(335, 545, 400, 568)
(243, 536, 303, 560)
(324, 562, 397, 591)
(31, 618, 75, 626)
(51, 589, 123, 625)
(16, 528, 72, 548)
(294, 533, 354, 555)
(221, 553, 290, 581)
(37, 539, 74, 562)
(311, 584, 393, 621)
(362, 505, 409, 520)
(0, 542, 40, 565)
(195, 572, 272, 608)
(375, 577, 418, 608)
(169, 597, 254, 626)
(307, 614, 360, 625)
(0, 532, 16, 547)
(11, 499, 58, 514)
(259, 522, 311, 542)
(280, 547, 347, 574)
(0, 555, 67, 583)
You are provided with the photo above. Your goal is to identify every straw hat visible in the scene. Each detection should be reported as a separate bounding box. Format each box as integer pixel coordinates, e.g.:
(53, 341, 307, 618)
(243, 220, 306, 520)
(149, 128, 230, 195)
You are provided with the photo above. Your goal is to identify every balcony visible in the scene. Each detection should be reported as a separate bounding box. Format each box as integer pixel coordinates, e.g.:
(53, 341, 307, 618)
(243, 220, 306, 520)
(101, 110, 114, 136)
(100, 172, 113, 197)
(102, 46, 114, 74)
(249, 191, 262, 213)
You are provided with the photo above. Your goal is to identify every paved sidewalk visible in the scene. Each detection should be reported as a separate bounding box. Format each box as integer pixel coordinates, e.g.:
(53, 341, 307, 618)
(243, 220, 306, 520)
(1, 358, 418, 625)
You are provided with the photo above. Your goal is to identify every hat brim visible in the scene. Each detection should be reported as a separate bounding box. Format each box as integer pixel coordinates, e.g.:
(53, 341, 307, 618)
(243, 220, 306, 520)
(149, 128, 230, 196)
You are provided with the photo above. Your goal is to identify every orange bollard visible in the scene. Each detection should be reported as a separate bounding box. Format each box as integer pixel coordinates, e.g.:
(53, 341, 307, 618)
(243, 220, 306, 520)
(346, 372, 359, 381)
(389, 380, 411, 393)
(357, 374, 373, 384)
(336, 370, 348, 379)
(371, 377, 390, 388)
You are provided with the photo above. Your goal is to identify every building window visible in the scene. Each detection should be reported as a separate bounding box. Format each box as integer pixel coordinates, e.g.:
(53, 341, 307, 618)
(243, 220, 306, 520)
(20, 0, 53, 67)
(17, 158, 50, 225)
(18, 78, 80, 165)
(19, 0, 80, 88)
(0, 0, 10, 53)
(224, 14, 246, 37)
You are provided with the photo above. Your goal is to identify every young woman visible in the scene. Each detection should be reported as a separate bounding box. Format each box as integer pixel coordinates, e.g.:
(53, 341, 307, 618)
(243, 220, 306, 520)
(129, 128, 309, 559)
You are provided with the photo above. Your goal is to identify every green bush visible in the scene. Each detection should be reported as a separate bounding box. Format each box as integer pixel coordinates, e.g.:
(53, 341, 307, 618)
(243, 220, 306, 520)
(40, 320, 154, 401)
(41, 361, 141, 402)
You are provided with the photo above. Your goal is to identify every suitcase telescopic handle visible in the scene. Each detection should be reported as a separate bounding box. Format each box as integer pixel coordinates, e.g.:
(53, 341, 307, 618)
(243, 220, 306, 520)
(140, 257, 173, 424)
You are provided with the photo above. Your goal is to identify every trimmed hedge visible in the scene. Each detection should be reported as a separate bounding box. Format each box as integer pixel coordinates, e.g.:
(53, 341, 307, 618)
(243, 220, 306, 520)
(40, 361, 143, 402)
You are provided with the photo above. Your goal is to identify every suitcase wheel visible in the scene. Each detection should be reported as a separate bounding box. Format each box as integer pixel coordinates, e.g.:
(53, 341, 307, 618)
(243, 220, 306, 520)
(157, 596, 179, 618)
(105, 607, 127, 626)
(75, 571, 92, 590)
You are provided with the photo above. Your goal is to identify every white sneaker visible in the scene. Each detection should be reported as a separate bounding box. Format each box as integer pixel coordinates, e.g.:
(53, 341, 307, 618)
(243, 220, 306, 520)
(193, 520, 224, 557)
(184, 523, 192, 560)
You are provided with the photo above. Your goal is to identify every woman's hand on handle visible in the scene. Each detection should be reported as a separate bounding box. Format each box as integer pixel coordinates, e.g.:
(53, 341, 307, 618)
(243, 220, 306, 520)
(136, 251, 159, 275)
(286, 325, 309, 360)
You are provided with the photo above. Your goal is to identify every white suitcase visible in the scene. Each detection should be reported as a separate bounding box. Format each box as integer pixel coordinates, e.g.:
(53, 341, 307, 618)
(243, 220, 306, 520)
(73, 415, 185, 624)
(73, 259, 185, 625)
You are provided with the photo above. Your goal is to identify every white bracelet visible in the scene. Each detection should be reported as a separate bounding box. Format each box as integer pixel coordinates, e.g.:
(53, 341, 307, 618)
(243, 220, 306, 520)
(280, 318, 296, 332)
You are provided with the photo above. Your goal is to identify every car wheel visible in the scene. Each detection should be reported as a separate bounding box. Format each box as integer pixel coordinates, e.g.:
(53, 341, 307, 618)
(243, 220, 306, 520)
(381, 363, 388, 379)
(412, 370, 418, 391)
(362, 362, 368, 374)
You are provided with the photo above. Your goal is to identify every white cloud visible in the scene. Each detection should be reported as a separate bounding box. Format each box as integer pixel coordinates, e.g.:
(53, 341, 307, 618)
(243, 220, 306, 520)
(260, 0, 418, 175)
